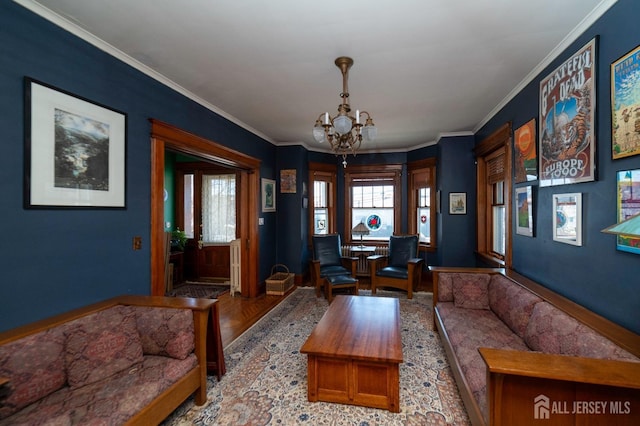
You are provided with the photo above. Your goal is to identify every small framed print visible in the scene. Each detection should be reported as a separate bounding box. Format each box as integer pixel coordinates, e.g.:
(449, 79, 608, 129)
(449, 192, 467, 215)
(516, 186, 534, 237)
(553, 193, 582, 246)
(261, 178, 276, 212)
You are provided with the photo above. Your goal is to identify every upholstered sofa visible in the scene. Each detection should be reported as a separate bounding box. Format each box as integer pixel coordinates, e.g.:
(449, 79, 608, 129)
(0, 295, 215, 425)
(430, 267, 640, 426)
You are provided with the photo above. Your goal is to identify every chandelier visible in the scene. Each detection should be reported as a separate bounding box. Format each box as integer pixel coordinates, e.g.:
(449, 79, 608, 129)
(312, 57, 377, 167)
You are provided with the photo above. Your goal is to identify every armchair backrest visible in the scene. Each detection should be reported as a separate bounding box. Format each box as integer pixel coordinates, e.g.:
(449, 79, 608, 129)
(388, 235, 419, 267)
(312, 234, 342, 266)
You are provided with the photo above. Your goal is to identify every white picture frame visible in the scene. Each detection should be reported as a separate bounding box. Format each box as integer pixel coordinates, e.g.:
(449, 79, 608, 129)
(449, 192, 467, 215)
(516, 186, 534, 237)
(553, 192, 582, 246)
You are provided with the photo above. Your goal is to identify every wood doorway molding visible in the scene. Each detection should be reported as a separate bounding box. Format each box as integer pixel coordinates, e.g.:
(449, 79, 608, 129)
(150, 119, 260, 297)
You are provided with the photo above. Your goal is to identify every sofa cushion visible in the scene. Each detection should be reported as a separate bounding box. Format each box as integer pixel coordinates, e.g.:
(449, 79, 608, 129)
(3, 354, 198, 426)
(436, 303, 531, 420)
(0, 328, 67, 420)
(452, 273, 490, 310)
(524, 302, 640, 361)
(135, 307, 194, 360)
(65, 306, 144, 389)
(437, 273, 454, 302)
(489, 274, 542, 338)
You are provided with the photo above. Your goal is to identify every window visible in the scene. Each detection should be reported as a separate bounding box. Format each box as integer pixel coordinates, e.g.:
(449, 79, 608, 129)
(345, 165, 402, 243)
(475, 123, 512, 266)
(175, 163, 238, 244)
(201, 174, 236, 243)
(408, 158, 437, 247)
(309, 162, 337, 238)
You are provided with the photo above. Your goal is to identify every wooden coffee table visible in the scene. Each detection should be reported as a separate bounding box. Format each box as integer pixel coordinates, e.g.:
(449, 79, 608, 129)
(300, 295, 403, 412)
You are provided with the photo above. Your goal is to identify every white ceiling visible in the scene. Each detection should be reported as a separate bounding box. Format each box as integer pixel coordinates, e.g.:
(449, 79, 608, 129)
(17, 0, 614, 153)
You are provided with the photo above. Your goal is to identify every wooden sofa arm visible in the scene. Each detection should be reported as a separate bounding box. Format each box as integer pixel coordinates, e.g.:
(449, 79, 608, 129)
(479, 347, 640, 426)
(479, 347, 640, 389)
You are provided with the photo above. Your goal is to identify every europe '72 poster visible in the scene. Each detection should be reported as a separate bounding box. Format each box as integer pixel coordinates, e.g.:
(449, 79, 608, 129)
(539, 38, 597, 187)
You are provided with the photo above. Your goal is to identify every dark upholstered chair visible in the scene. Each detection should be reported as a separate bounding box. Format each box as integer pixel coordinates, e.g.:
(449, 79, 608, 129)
(310, 234, 357, 297)
(368, 234, 423, 299)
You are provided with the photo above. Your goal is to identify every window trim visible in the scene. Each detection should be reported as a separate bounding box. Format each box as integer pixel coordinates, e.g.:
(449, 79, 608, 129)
(408, 158, 437, 250)
(344, 164, 402, 245)
(474, 123, 512, 267)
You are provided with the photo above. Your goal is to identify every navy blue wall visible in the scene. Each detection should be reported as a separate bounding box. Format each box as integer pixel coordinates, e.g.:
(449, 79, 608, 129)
(2, 0, 638, 335)
(436, 135, 477, 267)
(0, 2, 276, 332)
(476, 0, 640, 334)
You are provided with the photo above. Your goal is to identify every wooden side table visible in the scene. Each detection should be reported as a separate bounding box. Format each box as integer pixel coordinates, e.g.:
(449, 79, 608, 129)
(349, 246, 376, 276)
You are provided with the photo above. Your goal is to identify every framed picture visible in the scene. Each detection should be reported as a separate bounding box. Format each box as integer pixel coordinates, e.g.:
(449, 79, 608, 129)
(539, 37, 597, 187)
(261, 178, 276, 212)
(612, 169, 640, 254)
(449, 192, 467, 215)
(280, 169, 296, 193)
(24, 78, 127, 208)
(514, 119, 537, 183)
(516, 186, 534, 237)
(611, 44, 640, 159)
(553, 193, 582, 246)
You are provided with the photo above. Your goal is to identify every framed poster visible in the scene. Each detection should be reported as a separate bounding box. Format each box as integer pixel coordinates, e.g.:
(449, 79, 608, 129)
(539, 38, 597, 187)
(280, 169, 296, 193)
(611, 44, 640, 159)
(449, 192, 467, 215)
(514, 119, 538, 183)
(613, 169, 640, 254)
(24, 78, 127, 208)
(261, 178, 276, 212)
(516, 186, 534, 237)
(553, 193, 582, 246)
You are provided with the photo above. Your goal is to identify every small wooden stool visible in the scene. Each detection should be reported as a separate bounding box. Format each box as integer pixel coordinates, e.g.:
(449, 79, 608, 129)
(325, 275, 359, 303)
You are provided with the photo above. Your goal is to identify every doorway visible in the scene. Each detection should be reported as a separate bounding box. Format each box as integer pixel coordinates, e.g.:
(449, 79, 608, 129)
(150, 119, 261, 297)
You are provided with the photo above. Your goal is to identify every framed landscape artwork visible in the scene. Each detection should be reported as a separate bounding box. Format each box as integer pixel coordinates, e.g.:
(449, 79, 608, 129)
(261, 178, 276, 212)
(553, 193, 582, 246)
(516, 186, 534, 236)
(280, 169, 296, 193)
(24, 78, 127, 208)
(611, 44, 640, 159)
(514, 119, 537, 183)
(539, 38, 597, 187)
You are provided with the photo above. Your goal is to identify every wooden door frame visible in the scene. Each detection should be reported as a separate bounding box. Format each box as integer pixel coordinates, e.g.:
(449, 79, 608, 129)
(150, 119, 260, 297)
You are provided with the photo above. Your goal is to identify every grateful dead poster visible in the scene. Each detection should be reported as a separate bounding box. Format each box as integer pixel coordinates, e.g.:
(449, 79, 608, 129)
(539, 38, 596, 187)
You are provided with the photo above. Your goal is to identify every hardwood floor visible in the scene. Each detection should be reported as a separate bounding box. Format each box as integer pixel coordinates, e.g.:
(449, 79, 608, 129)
(217, 287, 295, 348)
(216, 274, 433, 348)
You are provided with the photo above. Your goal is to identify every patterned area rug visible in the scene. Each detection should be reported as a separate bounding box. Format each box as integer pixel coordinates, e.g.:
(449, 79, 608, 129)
(164, 288, 470, 425)
(166, 284, 229, 299)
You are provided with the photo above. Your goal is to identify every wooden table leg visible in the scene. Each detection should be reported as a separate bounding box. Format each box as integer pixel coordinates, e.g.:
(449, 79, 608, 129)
(206, 302, 226, 379)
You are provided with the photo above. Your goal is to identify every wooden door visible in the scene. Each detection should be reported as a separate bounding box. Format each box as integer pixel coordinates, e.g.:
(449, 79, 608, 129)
(197, 244, 230, 279)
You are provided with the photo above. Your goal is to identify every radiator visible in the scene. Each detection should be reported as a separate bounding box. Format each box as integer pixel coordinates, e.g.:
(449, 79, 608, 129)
(341, 245, 388, 275)
(230, 239, 241, 296)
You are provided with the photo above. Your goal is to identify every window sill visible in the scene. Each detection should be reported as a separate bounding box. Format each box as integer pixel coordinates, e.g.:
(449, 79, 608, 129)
(474, 251, 505, 268)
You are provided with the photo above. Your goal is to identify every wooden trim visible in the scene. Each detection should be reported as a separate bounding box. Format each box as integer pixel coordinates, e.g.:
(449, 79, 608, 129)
(150, 119, 260, 298)
(473, 122, 512, 157)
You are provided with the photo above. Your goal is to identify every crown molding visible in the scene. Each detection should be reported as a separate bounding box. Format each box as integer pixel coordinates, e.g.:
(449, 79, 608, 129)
(473, 0, 618, 134)
(13, 0, 276, 145)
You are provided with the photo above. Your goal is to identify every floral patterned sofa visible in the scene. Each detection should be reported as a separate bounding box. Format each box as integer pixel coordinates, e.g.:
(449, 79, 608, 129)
(0, 295, 215, 425)
(430, 267, 640, 426)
